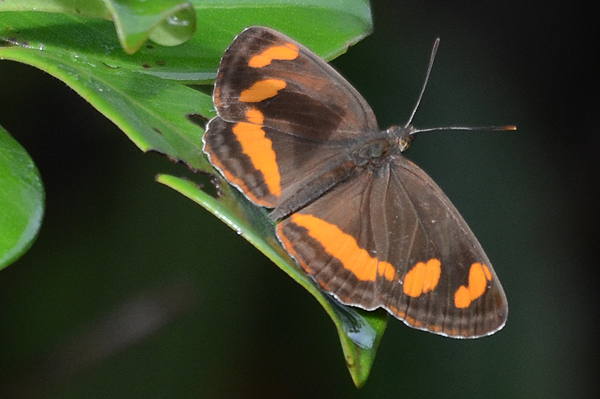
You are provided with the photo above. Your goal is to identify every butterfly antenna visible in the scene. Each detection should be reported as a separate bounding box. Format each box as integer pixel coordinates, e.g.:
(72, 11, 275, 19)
(405, 39, 517, 134)
(404, 38, 440, 129)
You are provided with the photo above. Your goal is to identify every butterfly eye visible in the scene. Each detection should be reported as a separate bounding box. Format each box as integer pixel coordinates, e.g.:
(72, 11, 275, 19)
(398, 134, 414, 152)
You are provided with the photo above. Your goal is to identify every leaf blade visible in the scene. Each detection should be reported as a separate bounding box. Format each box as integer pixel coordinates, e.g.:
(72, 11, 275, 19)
(0, 126, 45, 269)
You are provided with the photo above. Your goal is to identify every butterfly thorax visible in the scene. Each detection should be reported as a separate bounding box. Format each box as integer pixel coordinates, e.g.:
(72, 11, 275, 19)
(352, 138, 392, 167)
(349, 124, 415, 171)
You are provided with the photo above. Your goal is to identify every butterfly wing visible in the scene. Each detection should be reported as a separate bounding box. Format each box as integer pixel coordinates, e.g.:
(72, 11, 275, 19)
(277, 155, 508, 338)
(203, 26, 379, 212)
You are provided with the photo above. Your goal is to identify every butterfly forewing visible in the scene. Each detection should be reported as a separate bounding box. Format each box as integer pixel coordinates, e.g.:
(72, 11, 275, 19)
(204, 27, 380, 211)
(213, 27, 378, 137)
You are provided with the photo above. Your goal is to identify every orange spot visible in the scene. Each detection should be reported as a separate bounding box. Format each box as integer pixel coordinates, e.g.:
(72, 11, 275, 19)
(403, 259, 442, 297)
(431, 324, 442, 333)
(381, 262, 396, 281)
(289, 214, 396, 282)
(239, 79, 287, 103)
(483, 264, 492, 280)
(454, 262, 493, 308)
(444, 327, 460, 336)
(214, 86, 222, 108)
(248, 43, 299, 68)
(231, 109, 281, 197)
(245, 108, 263, 124)
(454, 286, 471, 308)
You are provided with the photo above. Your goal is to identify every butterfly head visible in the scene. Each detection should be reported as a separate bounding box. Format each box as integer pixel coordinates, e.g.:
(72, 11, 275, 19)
(384, 124, 416, 152)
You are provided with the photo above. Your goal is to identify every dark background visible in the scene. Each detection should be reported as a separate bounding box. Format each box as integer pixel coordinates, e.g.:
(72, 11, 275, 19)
(1, 1, 598, 398)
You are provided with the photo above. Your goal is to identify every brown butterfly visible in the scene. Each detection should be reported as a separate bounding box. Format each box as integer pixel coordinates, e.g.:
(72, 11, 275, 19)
(203, 26, 512, 338)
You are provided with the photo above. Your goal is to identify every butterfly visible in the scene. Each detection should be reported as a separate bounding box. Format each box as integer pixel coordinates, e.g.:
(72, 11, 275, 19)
(203, 26, 511, 338)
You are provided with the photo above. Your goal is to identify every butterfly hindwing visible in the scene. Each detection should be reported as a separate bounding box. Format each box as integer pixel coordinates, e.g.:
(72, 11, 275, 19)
(277, 155, 507, 337)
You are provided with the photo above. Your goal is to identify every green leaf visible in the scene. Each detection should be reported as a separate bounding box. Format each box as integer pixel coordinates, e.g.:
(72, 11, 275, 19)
(0, 0, 381, 386)
(0, 11, 214, 170)
(0, 0, 198, 53)
(0, 125, 45, 269)
(105, 0, 197, 53)
(157, 174, 387, 387)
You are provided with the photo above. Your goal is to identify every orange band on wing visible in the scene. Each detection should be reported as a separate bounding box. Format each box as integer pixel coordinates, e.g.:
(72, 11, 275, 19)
(454, 262, 492, 308)
(248, 43, 299, 68)
(240, 79, 287, 103)
(289, 214, 396, 282)
(403, 259, 442, 297)
(232, 109, 281, 197)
